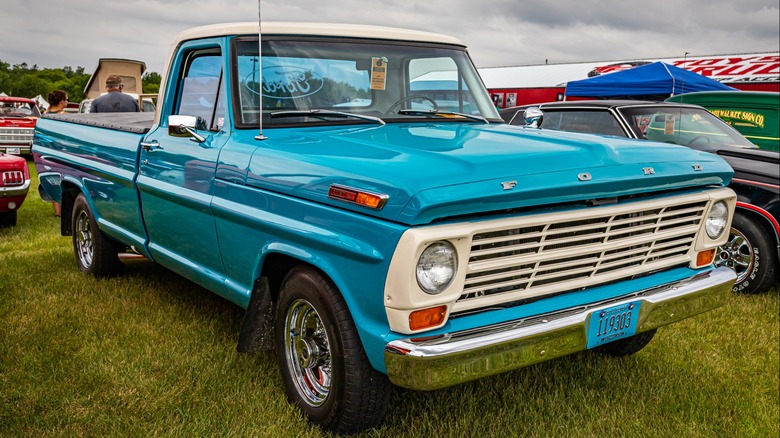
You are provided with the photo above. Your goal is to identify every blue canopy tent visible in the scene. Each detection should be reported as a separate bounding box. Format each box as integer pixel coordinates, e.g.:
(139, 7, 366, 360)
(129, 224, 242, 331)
(564, 62, 737, 100)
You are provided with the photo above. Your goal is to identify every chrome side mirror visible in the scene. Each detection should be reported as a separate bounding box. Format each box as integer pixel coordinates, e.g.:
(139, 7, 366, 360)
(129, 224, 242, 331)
(523, 107, 544, 128)
(168, 115, 206, 142)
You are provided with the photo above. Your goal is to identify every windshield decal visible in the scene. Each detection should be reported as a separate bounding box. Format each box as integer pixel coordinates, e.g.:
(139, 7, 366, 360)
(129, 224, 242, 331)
(261, 66, 324, 99)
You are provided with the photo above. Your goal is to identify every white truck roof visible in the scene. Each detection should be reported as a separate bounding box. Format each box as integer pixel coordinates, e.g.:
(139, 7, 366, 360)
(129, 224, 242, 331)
(155, 22, 466, 125)
(172, 22, 465, 48)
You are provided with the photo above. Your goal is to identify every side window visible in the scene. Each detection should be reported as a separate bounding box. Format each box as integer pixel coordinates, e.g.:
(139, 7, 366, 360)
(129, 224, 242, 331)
(177, 49, 224, 131)
(547, 111, 626, 137)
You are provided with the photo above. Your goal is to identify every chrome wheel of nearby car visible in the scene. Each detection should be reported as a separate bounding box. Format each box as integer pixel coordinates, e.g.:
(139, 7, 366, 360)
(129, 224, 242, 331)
(715, 212, 778, 295)
(716, 228, 753, 285)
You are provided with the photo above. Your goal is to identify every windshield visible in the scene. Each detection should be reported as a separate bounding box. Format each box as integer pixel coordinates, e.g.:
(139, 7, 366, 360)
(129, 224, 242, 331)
(0, 101, 41, 118)
(232, 37, 499, 128)
(617, 105, 755, 148)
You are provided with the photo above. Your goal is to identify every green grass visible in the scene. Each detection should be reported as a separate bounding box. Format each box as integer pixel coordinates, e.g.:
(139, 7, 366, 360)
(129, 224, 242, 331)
(2, 161, 778, 437)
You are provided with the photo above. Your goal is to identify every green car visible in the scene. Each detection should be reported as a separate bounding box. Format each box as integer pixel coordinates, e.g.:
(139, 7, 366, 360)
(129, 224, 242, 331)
(667, 91, 779, 151)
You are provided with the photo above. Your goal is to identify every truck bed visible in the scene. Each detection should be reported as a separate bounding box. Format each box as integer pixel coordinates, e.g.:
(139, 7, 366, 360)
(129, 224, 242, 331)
(42, 112, 155, 134)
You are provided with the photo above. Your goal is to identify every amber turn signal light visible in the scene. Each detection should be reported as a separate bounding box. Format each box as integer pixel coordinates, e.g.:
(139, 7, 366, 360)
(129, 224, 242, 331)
(696, 248, 716, 267)
(328, 184, 388, 209)
(409, 305, 447, 331)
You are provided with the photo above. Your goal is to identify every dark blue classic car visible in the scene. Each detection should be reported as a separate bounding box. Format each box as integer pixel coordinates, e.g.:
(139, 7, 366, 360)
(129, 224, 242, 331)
(502, 100, 779, 294)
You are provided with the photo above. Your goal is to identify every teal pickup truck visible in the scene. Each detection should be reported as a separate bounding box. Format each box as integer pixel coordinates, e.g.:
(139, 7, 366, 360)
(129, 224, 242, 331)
(34, 22, 738, 434)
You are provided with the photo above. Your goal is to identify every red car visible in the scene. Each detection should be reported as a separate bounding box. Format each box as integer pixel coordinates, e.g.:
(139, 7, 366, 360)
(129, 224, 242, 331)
(0, 152, 30, 227)
(0, 96, 40, 155)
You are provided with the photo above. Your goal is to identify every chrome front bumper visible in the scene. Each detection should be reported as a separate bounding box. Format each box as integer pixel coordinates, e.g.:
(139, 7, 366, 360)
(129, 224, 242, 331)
(384, 267, 735, 390)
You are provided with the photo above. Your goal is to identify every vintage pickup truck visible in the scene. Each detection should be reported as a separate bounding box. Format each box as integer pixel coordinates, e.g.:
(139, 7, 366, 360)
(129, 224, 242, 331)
(34, 22, 738, 433)
(0, 96, 40, 155)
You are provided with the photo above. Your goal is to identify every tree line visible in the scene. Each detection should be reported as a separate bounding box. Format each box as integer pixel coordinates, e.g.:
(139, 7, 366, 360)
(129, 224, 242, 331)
(0, 60, 161, 103)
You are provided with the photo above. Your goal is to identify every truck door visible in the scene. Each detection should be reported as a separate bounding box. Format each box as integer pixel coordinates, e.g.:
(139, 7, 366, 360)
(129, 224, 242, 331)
(136, 40, 229, 293)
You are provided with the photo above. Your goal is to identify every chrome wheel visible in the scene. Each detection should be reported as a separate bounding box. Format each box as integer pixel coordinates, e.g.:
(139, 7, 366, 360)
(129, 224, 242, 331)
(715, 228, 753, 284)
(74, 209, 94, 269)
(284, 298, 332, 407)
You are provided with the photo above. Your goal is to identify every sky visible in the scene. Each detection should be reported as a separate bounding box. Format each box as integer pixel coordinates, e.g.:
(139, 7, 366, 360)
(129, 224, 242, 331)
(1, 0, 778, 75)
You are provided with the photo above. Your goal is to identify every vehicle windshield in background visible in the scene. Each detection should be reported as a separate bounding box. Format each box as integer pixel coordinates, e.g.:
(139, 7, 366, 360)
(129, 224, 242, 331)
(0, 101, 41, 118)
(232, 38, 499, 127)
(617, 106, 755, 148)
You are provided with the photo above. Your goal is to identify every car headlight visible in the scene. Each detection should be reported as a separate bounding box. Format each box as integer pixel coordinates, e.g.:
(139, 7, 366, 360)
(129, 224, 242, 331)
(705, 201, 729, 239)
(416, 241, 457, 294)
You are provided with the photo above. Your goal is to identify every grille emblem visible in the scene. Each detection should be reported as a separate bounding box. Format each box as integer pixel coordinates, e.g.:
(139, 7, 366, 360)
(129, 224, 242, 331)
(578, 172, 592, 181)
(642, 167, 655, 175)
(501, 180, 517, 190)
(692, 164, 703, 171)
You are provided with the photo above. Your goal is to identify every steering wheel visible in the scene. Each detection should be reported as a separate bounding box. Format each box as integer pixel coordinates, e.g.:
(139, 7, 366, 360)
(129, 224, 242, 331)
(387, 95, 439, 114)
(687, 135, 711, 146)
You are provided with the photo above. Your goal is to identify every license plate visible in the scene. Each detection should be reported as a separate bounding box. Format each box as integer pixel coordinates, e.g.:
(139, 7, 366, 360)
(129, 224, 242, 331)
(4, 147, 21, 155)
(587, 301, 641, 349)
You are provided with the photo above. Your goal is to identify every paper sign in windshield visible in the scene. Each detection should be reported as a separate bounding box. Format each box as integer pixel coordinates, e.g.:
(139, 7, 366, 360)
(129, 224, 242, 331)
(371, 57, 388, 90)
(665, 115, 676, 135)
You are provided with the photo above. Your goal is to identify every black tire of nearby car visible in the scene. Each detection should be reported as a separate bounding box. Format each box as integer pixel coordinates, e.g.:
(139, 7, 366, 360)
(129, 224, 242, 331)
(592, 329, 657, 357)
(0, 210, 17, 227)
(72, 194, 125, 277)
(718, 211, 778, 295)
(274, 266, 391, 434)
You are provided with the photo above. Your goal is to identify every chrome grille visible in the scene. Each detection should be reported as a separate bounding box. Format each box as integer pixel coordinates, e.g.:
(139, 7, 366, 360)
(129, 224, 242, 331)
(0, 127, 34, 145)
(1, 171, 25, 186)
(455, 198, 707, 313)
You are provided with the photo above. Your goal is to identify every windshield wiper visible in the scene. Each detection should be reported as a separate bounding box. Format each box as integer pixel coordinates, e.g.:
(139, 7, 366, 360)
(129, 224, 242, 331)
(397, 109, 489, 124)
(270, 109, 385, 126)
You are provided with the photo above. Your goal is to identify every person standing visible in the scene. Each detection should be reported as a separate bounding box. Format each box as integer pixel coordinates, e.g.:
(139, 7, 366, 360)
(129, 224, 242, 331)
(90, 75, 139, 113)
(44, 90, 68, 217)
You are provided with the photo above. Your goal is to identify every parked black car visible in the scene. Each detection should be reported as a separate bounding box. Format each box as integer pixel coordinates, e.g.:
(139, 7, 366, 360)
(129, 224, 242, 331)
(501, 100, 779, 294)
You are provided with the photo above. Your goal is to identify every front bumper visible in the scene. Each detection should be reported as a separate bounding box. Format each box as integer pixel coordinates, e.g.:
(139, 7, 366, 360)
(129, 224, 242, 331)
(384, 267, 735, 390)
(0, 144, 32, 155)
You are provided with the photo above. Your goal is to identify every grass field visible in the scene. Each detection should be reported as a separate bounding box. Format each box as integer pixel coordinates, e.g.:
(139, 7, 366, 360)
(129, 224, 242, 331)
(1, 162, 778, 437)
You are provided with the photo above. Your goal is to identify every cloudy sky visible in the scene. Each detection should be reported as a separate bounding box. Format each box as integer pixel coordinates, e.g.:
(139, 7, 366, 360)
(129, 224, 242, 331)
(2, 0, 778, 75)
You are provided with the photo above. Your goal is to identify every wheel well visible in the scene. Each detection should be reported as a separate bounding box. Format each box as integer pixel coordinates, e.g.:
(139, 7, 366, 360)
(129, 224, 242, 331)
(735, 206, 780, 246)
(238, 253, 332, 353)
(259, 253, 323, 301)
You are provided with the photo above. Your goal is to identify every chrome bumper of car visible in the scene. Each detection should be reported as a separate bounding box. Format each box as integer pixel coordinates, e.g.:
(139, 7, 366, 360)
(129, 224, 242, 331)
(384, 267, 735, 391)
(0, 179, 31, 197)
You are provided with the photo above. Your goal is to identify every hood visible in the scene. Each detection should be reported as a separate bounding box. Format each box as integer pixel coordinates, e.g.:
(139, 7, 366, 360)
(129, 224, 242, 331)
(244, 123, 734, 225)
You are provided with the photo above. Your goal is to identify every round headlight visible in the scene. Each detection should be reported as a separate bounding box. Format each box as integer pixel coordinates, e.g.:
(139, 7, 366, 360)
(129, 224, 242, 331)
(416, 241, 457, 295)
(705, 201, 729, 239)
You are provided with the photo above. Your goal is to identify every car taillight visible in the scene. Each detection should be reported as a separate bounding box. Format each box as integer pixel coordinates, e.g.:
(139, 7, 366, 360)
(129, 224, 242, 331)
(1, 171, 25, 186)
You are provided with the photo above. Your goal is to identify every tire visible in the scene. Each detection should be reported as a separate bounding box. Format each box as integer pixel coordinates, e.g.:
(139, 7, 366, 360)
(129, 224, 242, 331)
(274, 267, 391, 434)
(592, 329, 657, 357)
(715, 212, 778, 295)
(72, 194, 124, 277)
(0, 210, 17, 227)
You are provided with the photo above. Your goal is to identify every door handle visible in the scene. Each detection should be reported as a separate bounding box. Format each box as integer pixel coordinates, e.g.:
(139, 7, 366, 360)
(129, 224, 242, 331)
(140, 140, 163, 152)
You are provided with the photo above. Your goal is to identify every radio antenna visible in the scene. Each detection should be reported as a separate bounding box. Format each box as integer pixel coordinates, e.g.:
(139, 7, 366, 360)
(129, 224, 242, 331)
(255, 0, 267, 140)
(679, 51, 690, 102)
